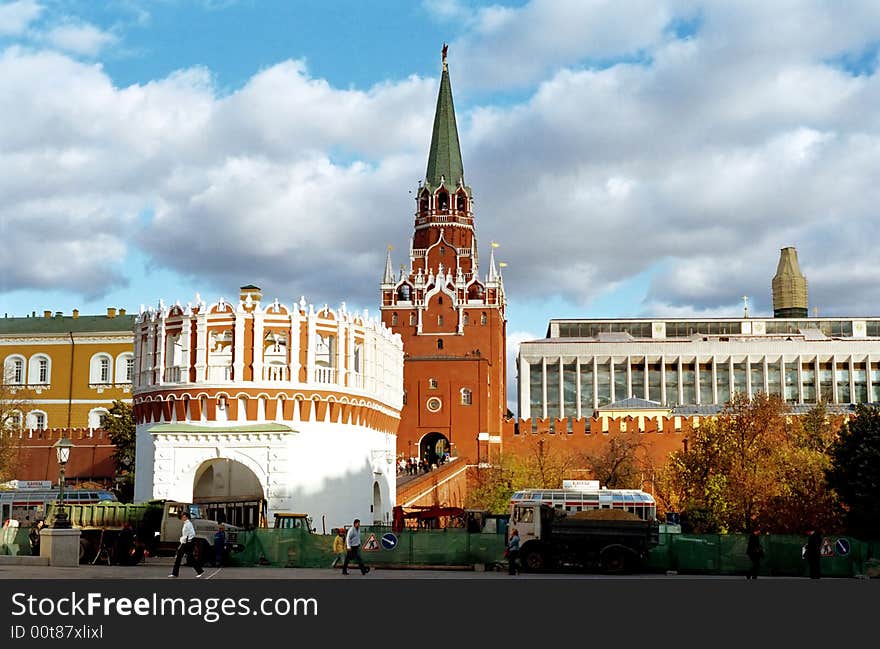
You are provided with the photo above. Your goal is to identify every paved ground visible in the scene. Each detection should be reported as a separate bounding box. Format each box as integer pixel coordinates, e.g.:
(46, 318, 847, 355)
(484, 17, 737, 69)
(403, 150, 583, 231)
(0, 556, 795, 579)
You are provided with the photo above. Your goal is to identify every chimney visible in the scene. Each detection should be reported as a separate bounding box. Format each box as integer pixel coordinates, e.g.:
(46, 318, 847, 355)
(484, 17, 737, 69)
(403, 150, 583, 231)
(772, 247, 808, 318)
(54, 311, 62, 318)
(119, 308, 126, 316)
(239, 285, 262, 307)
(72, 309, 79, 318)
(107, 307, 117, 318)
(43, 310, 52, 318)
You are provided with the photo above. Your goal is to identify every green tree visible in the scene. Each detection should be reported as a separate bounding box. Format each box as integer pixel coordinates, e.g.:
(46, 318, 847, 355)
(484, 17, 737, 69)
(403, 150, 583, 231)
(826, 404, 880, 538)
(102, 400, 135, 502)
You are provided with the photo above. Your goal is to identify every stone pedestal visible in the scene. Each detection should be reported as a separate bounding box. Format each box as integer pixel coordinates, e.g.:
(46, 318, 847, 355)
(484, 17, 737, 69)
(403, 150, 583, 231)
(40, 528, 81, 567)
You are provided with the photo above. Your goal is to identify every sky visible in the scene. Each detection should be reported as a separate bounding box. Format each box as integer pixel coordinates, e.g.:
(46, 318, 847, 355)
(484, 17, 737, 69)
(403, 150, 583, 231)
(2, 0, 880, 410)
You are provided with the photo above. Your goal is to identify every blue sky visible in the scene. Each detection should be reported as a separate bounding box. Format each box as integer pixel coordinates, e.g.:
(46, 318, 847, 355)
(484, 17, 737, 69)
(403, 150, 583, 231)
(3, 0, 880, 407)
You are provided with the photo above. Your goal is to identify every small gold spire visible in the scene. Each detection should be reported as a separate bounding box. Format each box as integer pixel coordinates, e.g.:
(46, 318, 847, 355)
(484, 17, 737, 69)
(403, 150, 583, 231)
(442, 42, 448, 71)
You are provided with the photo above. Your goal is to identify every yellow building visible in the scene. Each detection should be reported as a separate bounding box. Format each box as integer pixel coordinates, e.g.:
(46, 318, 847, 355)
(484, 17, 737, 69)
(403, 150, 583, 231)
(1, 308, 136, 433)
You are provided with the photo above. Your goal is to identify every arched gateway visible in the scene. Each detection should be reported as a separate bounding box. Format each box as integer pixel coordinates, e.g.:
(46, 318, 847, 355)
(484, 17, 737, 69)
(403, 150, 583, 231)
(132, 288, 404, 531)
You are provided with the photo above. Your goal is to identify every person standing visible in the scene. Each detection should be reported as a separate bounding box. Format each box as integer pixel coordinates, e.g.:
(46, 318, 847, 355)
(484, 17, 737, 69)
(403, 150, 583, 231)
(331, 527, 346, 568)
(342, 518, 370, 575)
(212, 524, 226, 568)
(28, 519, 44, 556)
(507, 527, 520, 575)
(168, 511, 204, 578)
(805, 529, 822, 579)
(746, 529, 764, 579)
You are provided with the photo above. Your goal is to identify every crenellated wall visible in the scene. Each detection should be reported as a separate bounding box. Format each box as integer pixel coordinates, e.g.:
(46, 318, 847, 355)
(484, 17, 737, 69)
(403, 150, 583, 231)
(2, 427, 116, 485)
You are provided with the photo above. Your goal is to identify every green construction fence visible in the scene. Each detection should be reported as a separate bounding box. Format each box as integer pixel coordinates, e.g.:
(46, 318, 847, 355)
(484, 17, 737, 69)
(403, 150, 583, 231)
(229, 527, 878, 577)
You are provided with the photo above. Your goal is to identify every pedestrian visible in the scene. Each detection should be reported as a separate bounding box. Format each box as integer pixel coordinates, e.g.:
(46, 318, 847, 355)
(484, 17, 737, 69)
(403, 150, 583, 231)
(28, 519, 44, 556)
(213, 524, 226, 568)
(507, 527, 520, 575)
(342, 518, 370, 575)
(168, 511, 204, 578)
(331, 527, 346, 568)
(746, 529, 764, 579)
(805, 529, 822, 579)
(113, 522, 135, 565)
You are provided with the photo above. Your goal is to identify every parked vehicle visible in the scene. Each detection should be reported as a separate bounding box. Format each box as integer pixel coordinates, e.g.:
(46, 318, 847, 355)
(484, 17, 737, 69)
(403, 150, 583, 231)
(272, 512, 314, 532)
(511, 501, 660, 574)
(45, 500, 242, 565)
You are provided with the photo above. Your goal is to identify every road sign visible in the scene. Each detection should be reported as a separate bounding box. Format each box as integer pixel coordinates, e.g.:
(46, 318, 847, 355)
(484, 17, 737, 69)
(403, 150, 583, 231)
(820, 537, 834, 558)
(835, 538, 851, 557)
(380, 532, 398, 551)
(362, 533, 380, 552)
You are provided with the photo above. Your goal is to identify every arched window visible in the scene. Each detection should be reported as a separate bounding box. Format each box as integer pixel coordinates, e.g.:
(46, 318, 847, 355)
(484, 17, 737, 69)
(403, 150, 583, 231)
(27, 410, 47, 431)
(463, 312, 470, 326)
(419, 191, 430, 215)
(481, 312, 487, 326)
(6, 410, 22, 431)
(437, 339, 444, 350)
(409, 312, 416, 326)
(29, 355, 50, 384)
(88, 408, 109, 429)
(4, 355, 25, 385)
(391, 312, 399, 326)
(461, 388, 473, 405)
(456, 192, 467, 213)
(398, 284, 411, 301)
(116, 353, 135, 384)
(89, 353, 113, 384)
(437, 190, 449, 212)
(437, 315, 444, 326)
(315, 334, 335, 367)
(354, 345, 363, 373)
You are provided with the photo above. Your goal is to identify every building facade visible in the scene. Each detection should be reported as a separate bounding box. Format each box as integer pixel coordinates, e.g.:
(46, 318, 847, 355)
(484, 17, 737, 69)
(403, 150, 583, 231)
(519, 249, 878, 421)
(132, 286, 404, 529)
(1, 308, 136, 485)
(380, 49, 507, 465)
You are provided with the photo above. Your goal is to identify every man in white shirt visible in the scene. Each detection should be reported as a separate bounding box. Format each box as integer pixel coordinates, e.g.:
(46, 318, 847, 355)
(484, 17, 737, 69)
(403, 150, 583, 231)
(168, 511, 204, 578)
(342, 518, 370, 575)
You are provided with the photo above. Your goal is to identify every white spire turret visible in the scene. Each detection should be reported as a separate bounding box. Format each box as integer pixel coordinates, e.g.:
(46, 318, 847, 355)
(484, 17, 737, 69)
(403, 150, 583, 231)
(383, 246, 395, 284)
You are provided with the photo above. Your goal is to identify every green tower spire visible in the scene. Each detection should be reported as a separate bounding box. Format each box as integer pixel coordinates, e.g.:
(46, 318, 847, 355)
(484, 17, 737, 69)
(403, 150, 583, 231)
(425, 44, 464, 189)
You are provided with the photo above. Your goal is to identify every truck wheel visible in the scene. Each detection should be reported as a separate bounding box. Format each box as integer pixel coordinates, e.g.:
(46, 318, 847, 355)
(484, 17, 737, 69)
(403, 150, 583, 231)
(523, 549, 545, 572)
(601, 549, 628, 574)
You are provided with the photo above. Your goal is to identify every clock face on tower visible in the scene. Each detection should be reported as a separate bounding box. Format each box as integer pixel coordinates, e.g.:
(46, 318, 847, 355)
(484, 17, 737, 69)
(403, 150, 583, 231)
(426, 397, 442, 413)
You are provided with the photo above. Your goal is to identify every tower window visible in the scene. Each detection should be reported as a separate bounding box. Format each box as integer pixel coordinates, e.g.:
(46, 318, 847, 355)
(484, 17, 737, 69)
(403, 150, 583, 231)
(481, 312, 487, 325)
(438, 315, 443, 326)
(463, 313, 470, 326)
(457, 193, 467, 213)
(437, 191, 449, 212)
(437, 339, 444, 350)
(398, 284, 411, 301)
(391, 312, 399, 326)
(438, 296, 443, 304)
(429, 378, 438, 390)
(461, 388, 473, 405)
(409, 313, 416, 326)
(439, 247, 445, 256)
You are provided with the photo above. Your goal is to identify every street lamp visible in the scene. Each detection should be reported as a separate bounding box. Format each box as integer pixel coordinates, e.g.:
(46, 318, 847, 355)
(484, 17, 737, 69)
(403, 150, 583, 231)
(52, 437, 74, 529)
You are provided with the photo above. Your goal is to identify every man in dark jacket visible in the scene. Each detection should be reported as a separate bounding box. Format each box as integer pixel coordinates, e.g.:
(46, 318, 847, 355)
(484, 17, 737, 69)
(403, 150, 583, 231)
(746, 529, 764, 579)
(805, 529, 822, 579)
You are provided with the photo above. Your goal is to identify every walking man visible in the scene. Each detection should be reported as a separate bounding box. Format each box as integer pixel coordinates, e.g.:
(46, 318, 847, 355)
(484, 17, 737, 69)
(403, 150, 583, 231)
(342, 518, 370, 575)
(805, 529, 822, 579)
(331, 527, 346, 568)
(168, 511, 204, 578)
(746, 529, 764, 579)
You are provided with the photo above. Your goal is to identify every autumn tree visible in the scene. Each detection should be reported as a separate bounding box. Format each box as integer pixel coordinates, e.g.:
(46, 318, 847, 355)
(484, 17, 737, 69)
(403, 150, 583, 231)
(465, 435, 581, 513)
(0, 372, 27, 483)
(102, 399, 136, 502)
(661, 393, 787, 533)
(579, 430, 648, 489)
(826, 404, 880, 539)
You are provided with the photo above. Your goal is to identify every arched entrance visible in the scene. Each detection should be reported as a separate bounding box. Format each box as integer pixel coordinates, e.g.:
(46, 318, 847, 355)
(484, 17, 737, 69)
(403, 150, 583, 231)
(193, 458, 267, 529)
(372, 482, 382, 524)
(419, 432, 450, 468)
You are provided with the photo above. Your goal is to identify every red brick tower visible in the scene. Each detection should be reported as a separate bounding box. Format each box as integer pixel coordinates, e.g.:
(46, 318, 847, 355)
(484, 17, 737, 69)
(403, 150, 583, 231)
(380, 46, 507, 465)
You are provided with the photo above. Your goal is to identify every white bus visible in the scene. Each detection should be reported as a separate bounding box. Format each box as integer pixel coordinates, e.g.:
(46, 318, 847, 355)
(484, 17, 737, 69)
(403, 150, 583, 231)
(0, 488, 117, 525)
(509, 488, 657, 521)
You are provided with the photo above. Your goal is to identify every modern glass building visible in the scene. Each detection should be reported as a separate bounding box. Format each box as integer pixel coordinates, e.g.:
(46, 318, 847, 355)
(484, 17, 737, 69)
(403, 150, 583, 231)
(517, 317, 880, 420)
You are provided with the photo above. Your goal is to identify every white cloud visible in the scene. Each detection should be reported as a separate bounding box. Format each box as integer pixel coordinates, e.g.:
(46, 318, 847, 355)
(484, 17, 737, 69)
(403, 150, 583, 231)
(42, 21, 117, 56)
(4, 0, 880, 331)
(0, 0, 42, 36)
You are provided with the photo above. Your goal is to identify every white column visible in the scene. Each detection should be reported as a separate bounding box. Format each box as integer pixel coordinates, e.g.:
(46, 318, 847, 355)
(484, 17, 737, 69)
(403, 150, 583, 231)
(288, 309, 300, 385)
(626, 357, 632, 399)
(155, 316, 166, 385)
(832, 355, 839, 404)
(252, 311, 265, 382)
(867, 355, 873, 403)
(746, 356, 752, 399)
(541, 358, 548, 419)
(660, 356, 667, 406)
(233, 310, 245, 382)
(575, 358, 582, 420)
(694, 360, 701, 405)
(797, 355, 804, 404)
(677, 357, 684, 406)
(195, 314, 207, 382)
(592, 357, 599, 411)
(849, 356, 856, 404)
(520, 359, 531, 420)
(643, 357, 649, 400)
(711, 357, 718, 405)
(558, 358, 564, 418)
(609, 359, 616, 404)
(815, 357, 821, 403)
